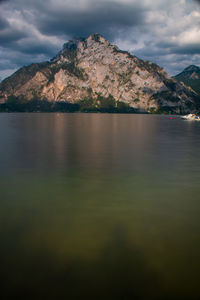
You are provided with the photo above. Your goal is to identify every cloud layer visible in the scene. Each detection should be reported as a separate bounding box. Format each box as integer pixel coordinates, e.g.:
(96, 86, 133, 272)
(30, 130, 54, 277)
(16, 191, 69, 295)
(0, 0, 200, 80)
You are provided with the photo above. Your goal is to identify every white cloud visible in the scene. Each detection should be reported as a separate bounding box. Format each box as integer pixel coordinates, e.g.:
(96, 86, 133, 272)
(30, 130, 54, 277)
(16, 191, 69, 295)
(178, 27, 200, 45)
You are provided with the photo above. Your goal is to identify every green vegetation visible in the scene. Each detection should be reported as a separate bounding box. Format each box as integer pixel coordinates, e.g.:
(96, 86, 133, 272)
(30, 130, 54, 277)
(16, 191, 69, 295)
(62, 62, 85, 79)
(78, 94, 135, 113)
(91, 33, 101, 43)
(133, 98, 140, 103)
(118, 71, 132, 85)
(61, 42, 78, 61)
(152, 91, 180, 103)
(0, 94, 136, 113)
(112, 46, 134, 60)
(78, 98, 97, 112)
(178, 78, 200, 94)
(47, 62, 86, 85)
(163, 79, 177, 92)
(148, 107, 158, 114)
(0, 95, 79, 112)
(3, 93, 193, 115)
(148, 106, 176, 114)
(156, 106, 177, 114)
(115, 101, 135, 113)
(105, 75, 110, 80)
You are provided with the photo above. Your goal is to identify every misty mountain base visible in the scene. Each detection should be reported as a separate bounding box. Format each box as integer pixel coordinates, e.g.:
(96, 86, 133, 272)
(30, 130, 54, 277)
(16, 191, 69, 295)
(0, 34, 200, 114)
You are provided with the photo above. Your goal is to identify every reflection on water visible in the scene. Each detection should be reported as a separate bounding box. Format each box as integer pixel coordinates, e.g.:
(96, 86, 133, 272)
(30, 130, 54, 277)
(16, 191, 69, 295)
(0, 113, 200, 299)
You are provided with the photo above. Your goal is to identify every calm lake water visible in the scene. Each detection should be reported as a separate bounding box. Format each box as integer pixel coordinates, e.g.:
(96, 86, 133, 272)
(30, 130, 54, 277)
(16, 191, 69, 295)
(0, 113, 200, 300)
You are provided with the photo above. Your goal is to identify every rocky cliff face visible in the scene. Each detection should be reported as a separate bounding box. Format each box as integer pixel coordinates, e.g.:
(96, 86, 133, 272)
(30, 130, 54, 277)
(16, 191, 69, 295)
(175, 65, 200, 95)
(0, 34, 199, 113)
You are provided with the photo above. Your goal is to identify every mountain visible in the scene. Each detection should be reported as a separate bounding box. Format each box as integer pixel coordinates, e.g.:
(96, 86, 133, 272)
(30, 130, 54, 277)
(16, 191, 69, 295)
(174, 65, 200, 95)
(0, 34, 199, 113)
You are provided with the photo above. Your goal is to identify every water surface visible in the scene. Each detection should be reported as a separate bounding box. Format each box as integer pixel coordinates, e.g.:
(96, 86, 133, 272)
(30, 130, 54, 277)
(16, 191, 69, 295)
(0, 113, 200, 300)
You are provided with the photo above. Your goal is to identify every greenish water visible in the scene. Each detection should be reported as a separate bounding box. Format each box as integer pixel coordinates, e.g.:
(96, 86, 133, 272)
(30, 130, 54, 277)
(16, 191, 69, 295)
(0, 113, 200, 299)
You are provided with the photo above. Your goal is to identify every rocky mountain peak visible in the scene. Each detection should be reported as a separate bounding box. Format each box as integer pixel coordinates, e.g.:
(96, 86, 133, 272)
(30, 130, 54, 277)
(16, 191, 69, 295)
(0, 33, 199, 113)
(52, 33, 110, 63)
(87, 33, 110, 44)
(63, 37, 85, 50)
(62, 33, 109, 49)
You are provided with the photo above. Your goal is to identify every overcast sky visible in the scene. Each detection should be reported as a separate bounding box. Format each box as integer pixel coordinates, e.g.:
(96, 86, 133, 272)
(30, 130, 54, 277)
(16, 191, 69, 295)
(0, 0, 200, 80)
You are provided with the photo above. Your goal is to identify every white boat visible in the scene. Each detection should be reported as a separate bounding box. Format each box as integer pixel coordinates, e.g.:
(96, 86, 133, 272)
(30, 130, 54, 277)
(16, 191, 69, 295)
(181, 113, 200, 121)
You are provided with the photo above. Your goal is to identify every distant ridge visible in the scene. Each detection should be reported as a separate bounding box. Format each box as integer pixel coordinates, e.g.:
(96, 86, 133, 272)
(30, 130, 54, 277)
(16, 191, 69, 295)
(0, 33, 199, 113)
(175, 65, 200, 95)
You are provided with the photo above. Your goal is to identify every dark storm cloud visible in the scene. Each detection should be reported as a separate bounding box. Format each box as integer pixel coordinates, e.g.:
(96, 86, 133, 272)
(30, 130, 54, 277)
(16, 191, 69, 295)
(0, 0, 200, 80)
(32, 1, 145, 41)
(0, 0, 146, 72)
(172, 44, 200, 55)
(0, 17, 8, 30)
(15, 40, 60, 56)
(0, 45, 54, 81)
(155, 40, 200, 55)
(0, 28, 27, 46)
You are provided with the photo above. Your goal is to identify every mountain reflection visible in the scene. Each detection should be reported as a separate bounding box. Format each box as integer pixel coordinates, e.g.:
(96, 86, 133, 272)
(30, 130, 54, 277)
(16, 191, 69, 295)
(1, 113, 199, 178)
(0, 113, 158, 175)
